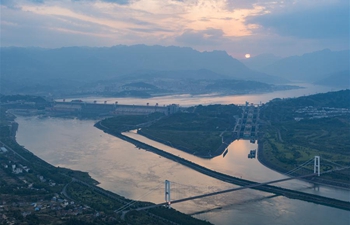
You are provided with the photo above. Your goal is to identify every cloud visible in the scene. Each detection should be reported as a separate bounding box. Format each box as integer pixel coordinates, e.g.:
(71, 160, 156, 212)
(0, 4, 114, 47)
(0, 0, 20, 9)
(225, 0, 259, 10)
(225, 0, 286, 11)
(130, 27, 172, 33)
(176, 28, 226, 46)
(68, 0, 132, 4)
(95, 0, 131, 5)
(1, 0, 44, 7)
(246, 1, 349, 39)
(1, 0, 348, 57)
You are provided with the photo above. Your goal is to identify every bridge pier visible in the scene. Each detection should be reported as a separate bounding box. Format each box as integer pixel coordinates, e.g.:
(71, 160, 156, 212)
(165, 180, 171, 208)
(314, 156, 320, 176)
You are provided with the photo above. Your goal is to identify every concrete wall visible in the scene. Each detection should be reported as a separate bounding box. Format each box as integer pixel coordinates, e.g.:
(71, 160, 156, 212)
(52, 102, 179, 116)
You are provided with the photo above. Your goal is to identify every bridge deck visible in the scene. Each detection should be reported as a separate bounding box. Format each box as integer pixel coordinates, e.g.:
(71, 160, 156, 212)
(133, 172, 350, 212)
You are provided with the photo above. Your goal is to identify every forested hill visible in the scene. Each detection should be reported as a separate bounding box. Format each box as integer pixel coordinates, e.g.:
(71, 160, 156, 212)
(258, 89, 350, 188)
(261, 89, 350, 122)
(260, 49, 349, 82)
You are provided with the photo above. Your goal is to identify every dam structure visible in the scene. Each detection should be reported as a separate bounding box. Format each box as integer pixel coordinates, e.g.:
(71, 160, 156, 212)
(234, 101, 260, 143)
(47, 101, 180, 117)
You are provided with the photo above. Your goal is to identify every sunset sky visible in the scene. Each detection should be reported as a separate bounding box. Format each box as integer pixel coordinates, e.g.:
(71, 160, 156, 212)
(1, 0, 348, 58)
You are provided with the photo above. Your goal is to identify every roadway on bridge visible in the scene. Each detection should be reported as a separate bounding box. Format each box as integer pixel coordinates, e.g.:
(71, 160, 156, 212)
(132, 171, 350, 213)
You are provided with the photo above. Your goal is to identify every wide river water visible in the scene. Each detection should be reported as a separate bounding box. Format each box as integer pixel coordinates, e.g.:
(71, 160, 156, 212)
(16, 84, 350, 225)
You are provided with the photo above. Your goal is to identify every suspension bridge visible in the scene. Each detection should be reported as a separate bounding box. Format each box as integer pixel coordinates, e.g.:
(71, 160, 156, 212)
(115, 156, 350, 216)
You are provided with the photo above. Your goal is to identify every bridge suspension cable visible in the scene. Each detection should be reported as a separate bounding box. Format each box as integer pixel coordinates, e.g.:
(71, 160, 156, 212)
(115, 184, 161, 214)
(169, 181, 205, 189)
(320, 165, 350, 175)
(132, 156, 350, 212)
(322, 158, 349, 169)
(166, 156, 349, 206)
(167, 180, 219, 202)
(284, 158, 314, 176)
(167, 173, 318, 206)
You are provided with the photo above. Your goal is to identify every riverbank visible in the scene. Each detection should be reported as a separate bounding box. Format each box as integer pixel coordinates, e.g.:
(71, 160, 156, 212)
(257, 90, 350, 190)
(1, 115, 214, 225)
(137, 129, 235, 158)
(95, 121, 350, 211)
(257, 139, 350, 190)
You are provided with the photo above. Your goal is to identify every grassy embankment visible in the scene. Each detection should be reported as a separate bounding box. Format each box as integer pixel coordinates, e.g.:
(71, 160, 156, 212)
(138, 104, 242, 157)
(98, 112, 165, 132)
(99, 104, 242, 158)
(259, 90, 350, 187)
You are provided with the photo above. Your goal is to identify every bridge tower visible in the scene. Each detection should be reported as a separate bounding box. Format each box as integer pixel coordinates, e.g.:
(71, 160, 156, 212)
(314, 156, 320, 176)
(165, 180, 171, 208)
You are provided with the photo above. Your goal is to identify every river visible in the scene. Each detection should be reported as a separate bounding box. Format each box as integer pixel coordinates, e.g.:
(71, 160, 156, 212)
(16, 84, 350, 225)
(58, 83, 340, 106)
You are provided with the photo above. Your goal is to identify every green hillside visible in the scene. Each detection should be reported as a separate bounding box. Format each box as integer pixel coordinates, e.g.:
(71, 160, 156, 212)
(259, 90, 350, 187)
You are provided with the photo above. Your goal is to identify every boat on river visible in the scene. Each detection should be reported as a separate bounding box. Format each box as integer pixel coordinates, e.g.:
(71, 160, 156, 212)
(223, 148, 228, 157)
(248, 149, 256, 158)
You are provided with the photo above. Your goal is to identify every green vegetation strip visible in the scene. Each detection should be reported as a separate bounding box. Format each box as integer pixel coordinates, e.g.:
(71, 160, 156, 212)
(100, 104, 242, 157)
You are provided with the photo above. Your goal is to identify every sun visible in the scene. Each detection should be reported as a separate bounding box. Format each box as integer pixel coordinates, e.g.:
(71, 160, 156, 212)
(245, 53, 251, 59)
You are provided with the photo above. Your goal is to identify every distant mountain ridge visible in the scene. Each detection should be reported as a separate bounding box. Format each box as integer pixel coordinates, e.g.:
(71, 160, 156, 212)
(259, 49, 349, 82)
(314, 70, 350, 88)
(0, 45, 283, 84)
(118, 69, 227, 81)
(240, 53, 282, 71)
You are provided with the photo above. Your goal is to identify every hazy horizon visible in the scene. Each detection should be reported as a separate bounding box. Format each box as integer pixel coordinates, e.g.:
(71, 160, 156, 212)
(1, 44, 348, 59)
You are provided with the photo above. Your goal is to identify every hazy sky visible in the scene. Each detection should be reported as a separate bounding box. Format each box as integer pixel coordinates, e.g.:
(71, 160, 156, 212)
(1, 0, 349, 58)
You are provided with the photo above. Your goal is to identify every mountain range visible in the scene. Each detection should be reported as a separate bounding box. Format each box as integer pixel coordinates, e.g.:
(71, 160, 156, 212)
(242, 49, 349, 83)
(1, 45, 348, 96)
(0, 45, 281, 83)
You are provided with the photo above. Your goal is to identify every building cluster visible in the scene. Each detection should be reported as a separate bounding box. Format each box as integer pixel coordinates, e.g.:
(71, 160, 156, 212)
(294, 106, 350, 121)
(1, 159, 31, 175)
(0, 147, 111, 224)
(1, 157, 59, 189)
(0, 194, 96, 224)
(0, 147, 8, 153)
